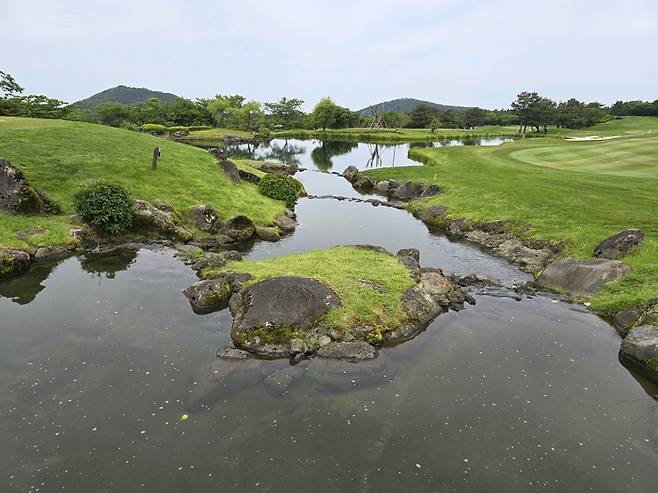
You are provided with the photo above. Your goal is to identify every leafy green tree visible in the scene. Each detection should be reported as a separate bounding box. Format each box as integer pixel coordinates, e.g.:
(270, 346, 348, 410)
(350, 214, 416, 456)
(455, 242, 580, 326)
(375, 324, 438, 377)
(264, 97, 304, 128)
(511, 91, 543, 134)
(207, 95, 245, 127)
(0, 71, 23, 96)
(236, 100, 263, 130)
(464, 107, 487, 128)
(430, 117, 441, 133)
(96, 102, 132, 127)
(311, 97, 338, 130)
(408, 104, 437, 128)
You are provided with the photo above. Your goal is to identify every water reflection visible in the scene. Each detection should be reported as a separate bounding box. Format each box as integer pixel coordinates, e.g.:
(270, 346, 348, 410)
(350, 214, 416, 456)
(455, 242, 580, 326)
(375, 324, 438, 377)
(0, 258, 64, 304)
(79, 247, 139, 279)
(310, 141, 358, 171)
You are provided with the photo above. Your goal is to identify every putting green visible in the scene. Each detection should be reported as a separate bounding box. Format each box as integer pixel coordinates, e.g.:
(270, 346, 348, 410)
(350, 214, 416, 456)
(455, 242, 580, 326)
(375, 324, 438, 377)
(509, 135, 658, 178)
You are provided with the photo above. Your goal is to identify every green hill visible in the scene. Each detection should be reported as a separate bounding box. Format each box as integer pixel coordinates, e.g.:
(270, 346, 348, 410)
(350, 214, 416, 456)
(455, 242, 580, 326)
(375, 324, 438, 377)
(0, 117, 285, 249)
(357, 98, 472, 116)
(74, 85, 179, 110)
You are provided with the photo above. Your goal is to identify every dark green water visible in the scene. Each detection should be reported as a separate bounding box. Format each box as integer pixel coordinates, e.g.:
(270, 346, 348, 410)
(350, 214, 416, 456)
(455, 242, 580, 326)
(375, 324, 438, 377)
(1, 140, 656, 492)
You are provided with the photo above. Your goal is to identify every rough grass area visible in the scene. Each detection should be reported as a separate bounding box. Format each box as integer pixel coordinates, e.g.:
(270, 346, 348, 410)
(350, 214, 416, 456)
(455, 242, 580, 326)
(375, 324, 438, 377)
(0, 117, 286, 249)
(204, 246, 416, 331)
(363, 117, 658, 316)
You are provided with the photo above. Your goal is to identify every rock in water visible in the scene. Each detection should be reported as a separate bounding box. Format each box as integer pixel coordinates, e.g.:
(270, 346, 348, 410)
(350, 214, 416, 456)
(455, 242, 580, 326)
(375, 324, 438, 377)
(230, 276, 342, 356)
(219, 160, 241, 184)
(183, 274, 251, 314)
(536, 258, 632, 297)
(190, 205, 219, 232)
(222, 215, 255, 242)
(620, 325, 658, 382)
(594, 229, 644, 259)
(316, 342, 377, 361)
(255, 226, 281, 242)
(274, 214, 298, 232)
(342, 166, 360, 182)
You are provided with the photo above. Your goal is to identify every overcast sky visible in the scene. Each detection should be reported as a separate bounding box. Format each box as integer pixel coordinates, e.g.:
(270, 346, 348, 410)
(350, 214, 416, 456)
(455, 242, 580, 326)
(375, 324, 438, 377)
(2, 0, 657, 111)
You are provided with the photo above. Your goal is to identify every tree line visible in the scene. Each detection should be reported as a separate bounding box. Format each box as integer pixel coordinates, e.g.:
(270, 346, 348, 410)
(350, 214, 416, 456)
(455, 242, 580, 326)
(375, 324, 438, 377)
(1, 71, 656, 133)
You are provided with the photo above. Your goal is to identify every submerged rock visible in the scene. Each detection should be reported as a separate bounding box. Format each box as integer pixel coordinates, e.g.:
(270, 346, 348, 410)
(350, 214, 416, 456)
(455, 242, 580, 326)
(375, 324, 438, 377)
(620, 325, 658, 382)
(536, 258, 632, 297)
(594, 229, 644, 260)
(316, 341, 377, 361)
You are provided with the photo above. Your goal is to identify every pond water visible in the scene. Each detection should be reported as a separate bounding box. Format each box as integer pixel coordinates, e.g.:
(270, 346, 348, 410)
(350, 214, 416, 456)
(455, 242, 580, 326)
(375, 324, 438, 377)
(200, 136, 513, 173)
(1, 139, 657, 492)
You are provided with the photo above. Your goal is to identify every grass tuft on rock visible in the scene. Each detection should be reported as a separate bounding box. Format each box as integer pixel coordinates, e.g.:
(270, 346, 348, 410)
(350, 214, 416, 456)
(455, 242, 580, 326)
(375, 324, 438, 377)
(203, 246, 416, 331)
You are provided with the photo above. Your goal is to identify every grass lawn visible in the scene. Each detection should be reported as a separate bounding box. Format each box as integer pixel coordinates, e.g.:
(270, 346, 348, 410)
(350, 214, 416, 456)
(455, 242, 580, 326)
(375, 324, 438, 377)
(181, 127, 253, 139)
(0, 117, 286, 249)
(204, 246, 416, 331)
(363, 117, 658, 316)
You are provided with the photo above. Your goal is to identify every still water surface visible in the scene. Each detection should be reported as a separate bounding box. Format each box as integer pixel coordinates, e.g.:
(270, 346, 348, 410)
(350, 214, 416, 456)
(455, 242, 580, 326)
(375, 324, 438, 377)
(1, 138, 656, 492)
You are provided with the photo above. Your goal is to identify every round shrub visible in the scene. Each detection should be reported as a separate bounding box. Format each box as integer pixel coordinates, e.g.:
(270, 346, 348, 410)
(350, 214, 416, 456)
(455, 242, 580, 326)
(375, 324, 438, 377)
(167, 125, 189, 133)
(258, 173, 305, 208)
(74, 181, 133, 235)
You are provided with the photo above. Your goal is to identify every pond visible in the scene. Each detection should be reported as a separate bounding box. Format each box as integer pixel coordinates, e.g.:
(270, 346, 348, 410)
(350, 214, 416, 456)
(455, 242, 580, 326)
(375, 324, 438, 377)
(194, 136, 514, 173)
(1, 138, 657, 492)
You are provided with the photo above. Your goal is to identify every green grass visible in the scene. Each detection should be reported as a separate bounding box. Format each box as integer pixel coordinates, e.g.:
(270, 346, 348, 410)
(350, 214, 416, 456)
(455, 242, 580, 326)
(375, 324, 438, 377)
(181, 127, 252, 139)
(273, 126, 519, 142)
(0, 117, 286, 249)
(363, 117, 658, 316)
(204, 246, 416, 331)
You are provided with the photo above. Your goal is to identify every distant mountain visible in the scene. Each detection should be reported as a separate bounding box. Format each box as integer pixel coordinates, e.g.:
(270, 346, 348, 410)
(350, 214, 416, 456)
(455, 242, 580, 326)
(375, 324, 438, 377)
(357, 98, 472, 115)
(74, 85, 179, 109)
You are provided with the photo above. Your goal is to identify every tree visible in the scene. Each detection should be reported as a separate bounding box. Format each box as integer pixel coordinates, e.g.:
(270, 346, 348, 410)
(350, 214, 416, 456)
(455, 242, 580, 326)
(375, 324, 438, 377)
(430, 117, 441, 134)
(311, 97, 338, 130)
(464, 107, 486, 128)
(264, 97, 304, 128)
(236, 100, 263, 130)
(535, 97, 557, 134)
(96, 102, 132, 127)
(408, 104, 437, 128)
(0, 71, 23, 97)
(511, 91, 543, 134)
(207, 95, 245, 127)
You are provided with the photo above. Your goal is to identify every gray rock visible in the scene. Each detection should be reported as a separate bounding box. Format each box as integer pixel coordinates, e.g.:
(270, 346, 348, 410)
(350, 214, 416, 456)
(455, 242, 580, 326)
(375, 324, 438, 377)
(289, 338, 307, 355)
(183, 273, 251, 314)
(318, 335, 332, 347)
(34, 245, 68, 261)
(594, 229, 644, 260)
(353, 175, 375, 189)
(274, 214, 298, 232)
(238, 169, 261, 183)
(222, 215, 255, 242)
(614, 300, 658, 336)
(316, 341, 377, 361)
(393, 181, 423, 199)
(413, 204, 447, 225)
(397, 248, 420, 262)
(223, 250, 242, 261)
(216, 345, 253, 360)
(446, 218, 471, 237)
(374, 180, 390, 193)
(493, 239, 554, 273)
(620, 325, 658, 382)
(190, 205, 219, 232)
(0, 248, 31, 278)
(230, 276, 342, 356)
(263, 365, 306, 395)
(219, 160, 241, 184)
(342, 166, 360, 181)
(190, 253, 226, 272)
(328, 329, 343, 341)
(0, 159, 48, 213)
(398, 255, 420, 272)
(174, 243, 202, 257)
(255, 226, 281, 242)
(420, 184, 441, 197)
(133, 200, 191, 240)
(536, 258, 632, 297)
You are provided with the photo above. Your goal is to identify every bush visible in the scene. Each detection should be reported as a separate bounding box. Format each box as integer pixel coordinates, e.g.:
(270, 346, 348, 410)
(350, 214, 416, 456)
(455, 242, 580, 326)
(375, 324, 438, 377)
(141, 123, 167, 134)
(167, 125, 189, 133)
(257, 173, 305, 208)
(188, 125, 212, 131)
(74, 181, 133, 235)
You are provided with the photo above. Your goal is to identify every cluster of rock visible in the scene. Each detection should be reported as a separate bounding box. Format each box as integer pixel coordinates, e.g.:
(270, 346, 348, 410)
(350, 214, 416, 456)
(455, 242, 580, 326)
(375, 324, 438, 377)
(183, 245, 472, 364)
(342, 166, 440, 200)
(614, 298, 658, 383)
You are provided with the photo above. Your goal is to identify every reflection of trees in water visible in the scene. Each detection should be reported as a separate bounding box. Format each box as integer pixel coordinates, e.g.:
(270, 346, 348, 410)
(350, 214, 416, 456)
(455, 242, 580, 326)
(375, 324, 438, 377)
(365, 143, 405, 168)
(262, 141, 305, 166)
(310, 140, 358, 171)
(0, 259, 63, 305)
(80, 248, 138, 279)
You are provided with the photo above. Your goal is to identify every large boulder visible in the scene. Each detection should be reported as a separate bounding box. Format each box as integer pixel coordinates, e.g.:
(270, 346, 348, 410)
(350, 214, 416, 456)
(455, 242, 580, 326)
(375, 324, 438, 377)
(536, 258, 632, 297)
(413, 204, 447, 225)
(374, 180, 390, 194)
(222, 215, 255, 242)
(420, 184, 441, 197)
(0, 159, 47, 213)
(230, 276, 342, 356)
(133, 200, 191, 240)
(183, 273, 251, 314)
(219, 160, 241, 184)
(342, 166, 360, 182)
(594, 229, 644, 260)
(255, 226, 281, 242)
(620, 325, 658, 382)
(189, 205, 219, 232)
(613, 300, 658, 336)
(274, 214, 298, 232)
(393, 181, 424, 200)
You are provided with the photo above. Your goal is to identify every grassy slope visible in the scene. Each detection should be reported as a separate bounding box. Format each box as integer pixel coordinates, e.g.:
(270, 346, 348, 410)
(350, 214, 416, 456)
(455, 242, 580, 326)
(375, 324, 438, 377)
(363, 118, 658, 315)
(205, 246, 416, 331)
(181, 127, 252, 139)
(0, 117, 285, 249)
